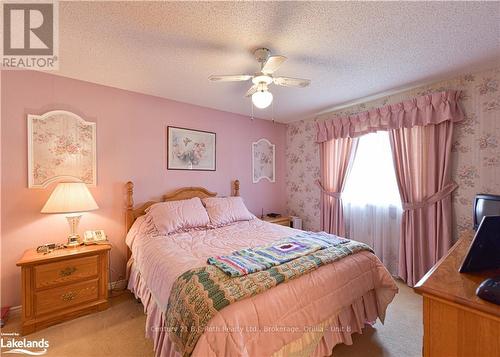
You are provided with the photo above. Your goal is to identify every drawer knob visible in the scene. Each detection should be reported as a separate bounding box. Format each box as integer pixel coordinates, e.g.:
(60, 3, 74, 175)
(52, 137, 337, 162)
(61, 291, 77, 301)
(60, 266, 77, 277)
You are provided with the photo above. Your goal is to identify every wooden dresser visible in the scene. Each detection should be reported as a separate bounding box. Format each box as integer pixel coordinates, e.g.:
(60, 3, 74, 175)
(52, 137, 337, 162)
(414, 232, 500, 357)
(16, 244, 111, 335)
(262, 215, 292, 227)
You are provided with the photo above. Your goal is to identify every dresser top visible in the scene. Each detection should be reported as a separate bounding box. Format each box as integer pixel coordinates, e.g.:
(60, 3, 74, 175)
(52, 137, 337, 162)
(17, 244, 111, 266)
(414, 231, 500, 317)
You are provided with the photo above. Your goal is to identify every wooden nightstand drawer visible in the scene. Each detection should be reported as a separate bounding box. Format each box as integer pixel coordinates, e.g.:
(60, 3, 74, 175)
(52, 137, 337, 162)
(34, 255, 98, 289)
(35, 279, 99, 315)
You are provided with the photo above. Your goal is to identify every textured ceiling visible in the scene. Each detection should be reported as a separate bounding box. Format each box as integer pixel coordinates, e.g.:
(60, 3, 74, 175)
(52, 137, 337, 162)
(56, 2, 500, 122)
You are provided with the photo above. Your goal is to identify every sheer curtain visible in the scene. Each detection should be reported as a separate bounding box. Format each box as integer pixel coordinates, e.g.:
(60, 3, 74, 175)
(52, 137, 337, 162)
(342, 131, 402, 275)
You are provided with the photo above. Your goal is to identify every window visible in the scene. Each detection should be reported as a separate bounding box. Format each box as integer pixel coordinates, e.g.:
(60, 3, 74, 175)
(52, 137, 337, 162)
(343, 131, 401, 208)
(342, 131, 402, 275)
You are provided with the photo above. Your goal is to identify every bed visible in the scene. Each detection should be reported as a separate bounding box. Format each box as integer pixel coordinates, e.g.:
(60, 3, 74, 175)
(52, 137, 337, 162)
(124, 180, 398, 357)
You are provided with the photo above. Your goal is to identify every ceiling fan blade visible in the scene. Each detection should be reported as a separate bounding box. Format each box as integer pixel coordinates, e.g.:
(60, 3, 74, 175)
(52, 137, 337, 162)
(261, 55, 287, 74)
(273, 76, 311, 88)
(245, 84, 258, 97)
(208, 75, 252, 82)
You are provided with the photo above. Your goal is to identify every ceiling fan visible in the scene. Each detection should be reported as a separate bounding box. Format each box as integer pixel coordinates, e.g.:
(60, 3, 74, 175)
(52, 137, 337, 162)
(208, 48, 311, 109)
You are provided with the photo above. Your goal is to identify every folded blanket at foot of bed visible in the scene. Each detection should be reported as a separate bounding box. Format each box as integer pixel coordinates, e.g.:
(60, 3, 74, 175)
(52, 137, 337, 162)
(207, 231, 349, 277)
(166, 239, 372, 356)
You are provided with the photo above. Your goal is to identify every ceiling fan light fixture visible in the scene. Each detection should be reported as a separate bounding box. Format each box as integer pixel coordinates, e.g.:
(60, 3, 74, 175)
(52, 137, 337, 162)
(208, 48, 310, 111)
(252, 89, 273, 109)
(252, 74, 273, 85)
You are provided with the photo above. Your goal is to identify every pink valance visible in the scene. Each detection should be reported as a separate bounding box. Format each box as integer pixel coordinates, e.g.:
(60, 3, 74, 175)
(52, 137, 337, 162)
(316, 90, 464, 142)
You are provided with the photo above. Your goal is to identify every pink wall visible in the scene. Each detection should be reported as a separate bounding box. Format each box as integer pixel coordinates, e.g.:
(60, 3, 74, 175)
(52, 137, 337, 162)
(1, 70, 286, 306)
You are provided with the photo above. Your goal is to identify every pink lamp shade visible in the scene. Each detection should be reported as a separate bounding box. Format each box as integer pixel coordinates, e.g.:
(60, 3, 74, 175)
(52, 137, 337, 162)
(41, 182, 98, 214)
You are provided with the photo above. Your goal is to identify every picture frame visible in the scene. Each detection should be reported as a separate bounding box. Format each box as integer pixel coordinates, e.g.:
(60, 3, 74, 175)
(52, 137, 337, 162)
(27, 110, 97, 188)
(166, 126, 216, 171)
(252, 138, 275, 183)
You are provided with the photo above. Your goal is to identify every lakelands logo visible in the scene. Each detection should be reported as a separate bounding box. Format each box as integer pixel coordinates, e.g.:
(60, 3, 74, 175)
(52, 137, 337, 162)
(2, 1, 59, 69)
(1, 333, 49, 355)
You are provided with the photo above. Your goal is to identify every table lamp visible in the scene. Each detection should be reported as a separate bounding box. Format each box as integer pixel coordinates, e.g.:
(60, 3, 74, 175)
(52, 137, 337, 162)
(41, 182, 99, 247)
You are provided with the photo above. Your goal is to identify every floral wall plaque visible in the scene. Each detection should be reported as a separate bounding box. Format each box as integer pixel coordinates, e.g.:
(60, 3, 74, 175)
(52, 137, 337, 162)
(28, 110, 96, 188)
(167, 126, 216, 171)
(252, 138, 275, 183)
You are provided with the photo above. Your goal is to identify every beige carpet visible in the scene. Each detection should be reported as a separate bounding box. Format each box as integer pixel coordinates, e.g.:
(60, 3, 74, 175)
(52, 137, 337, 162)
(1, 280, 421, 357)
(332, 280, 422, 357)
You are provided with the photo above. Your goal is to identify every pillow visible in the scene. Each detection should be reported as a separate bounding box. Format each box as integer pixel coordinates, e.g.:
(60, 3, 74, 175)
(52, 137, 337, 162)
(125, 215, 146, 248)
(144, 197, 210, 235)
(203, 197, 255, 226)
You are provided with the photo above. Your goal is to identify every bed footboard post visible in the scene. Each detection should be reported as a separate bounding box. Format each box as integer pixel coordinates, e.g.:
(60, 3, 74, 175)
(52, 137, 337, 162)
(234, 179, 240, 197)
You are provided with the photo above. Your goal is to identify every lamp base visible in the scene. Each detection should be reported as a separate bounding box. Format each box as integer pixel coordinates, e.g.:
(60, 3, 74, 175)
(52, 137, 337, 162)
(64, 236, 83, 248)
(65, 234, 82, 248)
(65, 215, 83, 247)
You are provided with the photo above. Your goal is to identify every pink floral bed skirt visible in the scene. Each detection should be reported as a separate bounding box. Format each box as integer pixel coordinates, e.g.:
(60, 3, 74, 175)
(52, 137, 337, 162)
(128, 266, 391, 357)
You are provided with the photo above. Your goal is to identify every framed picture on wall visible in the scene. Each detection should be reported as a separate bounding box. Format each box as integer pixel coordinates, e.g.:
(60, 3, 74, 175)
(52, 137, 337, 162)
(252, 138, 275, 183)
(27, 110, 97, 188)
(167, 126, 216, 171)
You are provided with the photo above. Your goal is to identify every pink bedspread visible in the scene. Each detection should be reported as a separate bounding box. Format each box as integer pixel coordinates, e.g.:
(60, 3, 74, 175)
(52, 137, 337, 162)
(127, 218, 398, 357)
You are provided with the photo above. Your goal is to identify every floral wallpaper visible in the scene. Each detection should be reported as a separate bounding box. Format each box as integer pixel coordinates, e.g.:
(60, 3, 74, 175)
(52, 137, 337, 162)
(286, 66, 500, 237)
(29, 111, 96, 188)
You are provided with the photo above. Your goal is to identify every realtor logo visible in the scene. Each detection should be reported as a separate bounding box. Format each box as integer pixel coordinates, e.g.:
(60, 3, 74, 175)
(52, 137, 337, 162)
(2, 1, 59, 69)
(1, 332, 49, 355)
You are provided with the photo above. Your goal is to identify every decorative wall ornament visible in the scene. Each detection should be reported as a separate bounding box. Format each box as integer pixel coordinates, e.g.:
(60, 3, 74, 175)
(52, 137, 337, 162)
(27, 110, 96, 188)
(167, 126, 216, 171)
(252, 138, 275, 183)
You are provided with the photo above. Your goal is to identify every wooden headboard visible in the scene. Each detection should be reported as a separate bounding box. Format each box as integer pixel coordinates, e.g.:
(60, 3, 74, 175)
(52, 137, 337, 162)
(125, 179, 240, 233)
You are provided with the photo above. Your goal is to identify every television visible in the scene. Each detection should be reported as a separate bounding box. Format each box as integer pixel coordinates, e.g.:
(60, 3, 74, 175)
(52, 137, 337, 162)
(473, 194, 500, 230)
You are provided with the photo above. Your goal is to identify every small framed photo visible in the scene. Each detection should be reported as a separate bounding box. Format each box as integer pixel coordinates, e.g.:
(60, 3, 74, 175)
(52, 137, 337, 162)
(167, 126, 216, 171)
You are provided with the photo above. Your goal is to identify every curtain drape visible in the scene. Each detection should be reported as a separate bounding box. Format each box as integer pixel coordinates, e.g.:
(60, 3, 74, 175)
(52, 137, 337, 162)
(389, 122, 457, 286)
(315, 90, 463, 285)
(317, 138, 358, 236)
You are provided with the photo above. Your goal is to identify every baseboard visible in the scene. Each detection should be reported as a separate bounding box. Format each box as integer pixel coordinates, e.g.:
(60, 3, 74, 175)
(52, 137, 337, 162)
(1, 305, 21, 323)
(9, 305, 21, 313)
(109, 279, 127, 291)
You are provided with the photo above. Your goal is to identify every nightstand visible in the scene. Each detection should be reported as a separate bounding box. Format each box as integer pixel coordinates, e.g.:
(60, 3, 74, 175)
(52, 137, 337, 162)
(262, 215, 292, 227)
(16, 244, 111, 335)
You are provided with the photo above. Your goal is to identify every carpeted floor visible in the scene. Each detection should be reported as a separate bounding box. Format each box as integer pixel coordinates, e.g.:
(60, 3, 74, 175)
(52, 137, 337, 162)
(1, 280, 421, 356)
(332, 280, 422, 357)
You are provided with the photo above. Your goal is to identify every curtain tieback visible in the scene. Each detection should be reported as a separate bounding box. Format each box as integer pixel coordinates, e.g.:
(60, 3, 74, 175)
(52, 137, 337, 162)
(315, 180, 342, 199)
(402, 181, 458, 211)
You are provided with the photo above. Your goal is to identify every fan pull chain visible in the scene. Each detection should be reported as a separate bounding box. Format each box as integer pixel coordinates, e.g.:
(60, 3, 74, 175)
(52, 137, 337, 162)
(272, 100, 275, 124)
(251, 100, 254, 121)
